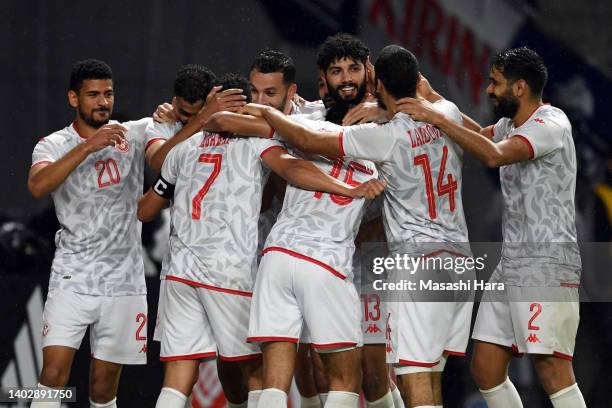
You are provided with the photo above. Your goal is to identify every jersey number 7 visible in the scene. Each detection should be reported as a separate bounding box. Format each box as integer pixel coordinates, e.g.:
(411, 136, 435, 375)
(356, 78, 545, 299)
(413, 145, 457, 220)
(192, 153, 222, 220)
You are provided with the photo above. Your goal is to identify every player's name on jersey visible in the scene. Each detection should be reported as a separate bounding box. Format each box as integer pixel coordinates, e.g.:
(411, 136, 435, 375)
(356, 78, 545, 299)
(199, 132, 230, 148)
(372, 279, 504, 292)
(407, 124, 444, 149)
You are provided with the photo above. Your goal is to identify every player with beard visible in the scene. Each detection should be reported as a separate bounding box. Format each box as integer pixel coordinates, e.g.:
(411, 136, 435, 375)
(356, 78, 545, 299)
(316, 34, 403, 408)
(27, 59, 159, 408)
(398, 47, 586, 408)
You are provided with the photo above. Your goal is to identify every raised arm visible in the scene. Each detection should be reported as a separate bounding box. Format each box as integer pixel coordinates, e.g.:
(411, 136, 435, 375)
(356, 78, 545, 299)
(397, 98, 531, 167)
(204, 111, 273, 138)
(28, 124, 126, 199)
(148, 86, 247, 173)
(261, 147, 385, 199)
(261, 107, 341, 157)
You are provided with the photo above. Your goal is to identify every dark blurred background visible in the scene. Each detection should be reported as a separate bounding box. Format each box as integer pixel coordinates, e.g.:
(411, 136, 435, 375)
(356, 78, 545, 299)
(0, 0, 610, 407)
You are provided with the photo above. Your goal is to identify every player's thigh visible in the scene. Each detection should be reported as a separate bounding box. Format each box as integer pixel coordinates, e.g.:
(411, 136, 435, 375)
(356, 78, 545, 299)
(295, 260, 361, 352)
(153, 278, 166, 342)
(42, 289, 96, 350)
(159, 280, 216, 361)
(90, 294, 148, 365)
(508, 286, 579, 358)
(200, 288, 261, 361)
(247, 251, 303, 343)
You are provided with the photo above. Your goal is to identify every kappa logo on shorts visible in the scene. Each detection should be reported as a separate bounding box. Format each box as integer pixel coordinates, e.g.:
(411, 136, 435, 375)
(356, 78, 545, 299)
(365, 324, 382, 334)
(139, 344, 147, 353)
(115, 138, 130, 153)
(526, 333, 541, 343)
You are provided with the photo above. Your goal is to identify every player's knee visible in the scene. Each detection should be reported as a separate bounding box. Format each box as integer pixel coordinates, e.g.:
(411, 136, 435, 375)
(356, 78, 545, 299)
(39, 365, 70, 387)
(470, 355, 502, 390)
(327, 364, 361, 392)
(361, 367, 388, 400)
(533, 356, 574, 394)
(89, 379, 116, 403)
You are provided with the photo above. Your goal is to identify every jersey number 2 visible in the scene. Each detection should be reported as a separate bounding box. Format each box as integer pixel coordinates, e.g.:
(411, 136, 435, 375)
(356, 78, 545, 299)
(413, 146, 457, 219)
(192, 153, 222, 220)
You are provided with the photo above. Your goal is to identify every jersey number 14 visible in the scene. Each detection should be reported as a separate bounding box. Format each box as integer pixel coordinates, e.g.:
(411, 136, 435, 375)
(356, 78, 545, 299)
(413, 146, 457, 219)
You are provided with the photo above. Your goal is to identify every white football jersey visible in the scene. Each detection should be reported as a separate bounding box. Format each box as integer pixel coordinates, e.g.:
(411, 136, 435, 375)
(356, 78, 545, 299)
(160, 131, 283, 293)
(492, 104, 581, 286)
(31, 118, 163, 296)
(341, 100, 470, 257)
(264, 115, 378, 280)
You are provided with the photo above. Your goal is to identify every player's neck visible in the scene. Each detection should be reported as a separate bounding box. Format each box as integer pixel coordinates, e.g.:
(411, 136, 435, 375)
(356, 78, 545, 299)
(73, 116, 99, 138)
(512, 99, 543, 128)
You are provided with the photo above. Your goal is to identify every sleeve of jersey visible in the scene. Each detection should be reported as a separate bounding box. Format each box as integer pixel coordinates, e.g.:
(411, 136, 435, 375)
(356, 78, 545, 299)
(492, 118, 510, 142)
(251, 138, 286, 158)
(341, 122, 396, 162)
(160, 145, 179, 186)
(145, 120, 173, 151)
(432, 99, 463, 125)
(31, 137, 59, 168)
(509, 119, 562, 160)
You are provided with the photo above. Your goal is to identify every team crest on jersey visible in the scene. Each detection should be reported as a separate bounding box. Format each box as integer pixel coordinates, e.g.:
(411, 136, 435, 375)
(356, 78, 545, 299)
(115, 138, 130, 152)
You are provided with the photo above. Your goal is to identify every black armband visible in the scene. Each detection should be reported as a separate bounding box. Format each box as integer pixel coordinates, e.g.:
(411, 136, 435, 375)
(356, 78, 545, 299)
(153, 175, 175, 199)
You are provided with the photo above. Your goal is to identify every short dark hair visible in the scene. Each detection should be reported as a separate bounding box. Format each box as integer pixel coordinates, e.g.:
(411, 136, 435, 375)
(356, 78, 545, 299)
(69, 59, 113, 92)
(174, 64, 216, 103)
(375, 45, 419, 99)
(492, 47, 548, 97)
(250, 50, 296, 84)
(316, 33, 370, 71)
(214, 73, 252, 103)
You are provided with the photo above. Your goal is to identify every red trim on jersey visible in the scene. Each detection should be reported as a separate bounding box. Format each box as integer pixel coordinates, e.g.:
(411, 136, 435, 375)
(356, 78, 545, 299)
(160, 351, 217, 362)
(268, 126, 275, 139)
(422, 250, 469, 259)
(145, 137, 166, 151)
(560, 283, 579, 288)
(260, 145, 285, 158)
(165, 275, 253, 297)
(512, 135, 534, 159)
(247, 336, 299, 344)
(311, 342, 357, 350)
(553, 351, 573, 361)
(511, 344, 525, 357)
(31, 160, 53, 169)
(443, 349, 466, 357)
(398, 358, 439, 367)
(338, 130, 345, 156)
(219, 353, 262, 362)
(263, 247, 346, 280)
(72, 122, 87, 139)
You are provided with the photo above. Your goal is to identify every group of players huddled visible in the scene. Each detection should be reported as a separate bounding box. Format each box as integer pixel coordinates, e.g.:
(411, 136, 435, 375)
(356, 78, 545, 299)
(28, 33, 586, 408)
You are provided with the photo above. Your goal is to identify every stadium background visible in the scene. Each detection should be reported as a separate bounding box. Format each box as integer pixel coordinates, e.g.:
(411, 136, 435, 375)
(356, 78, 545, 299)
(1, 0, 610, 406)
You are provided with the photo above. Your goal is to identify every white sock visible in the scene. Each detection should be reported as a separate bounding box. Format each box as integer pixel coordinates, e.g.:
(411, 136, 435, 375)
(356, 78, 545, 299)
(30, 383, 60, 408)
(156, 387, 188, 408)
(258, 388, 287, 408)
(228, 401, 247, 408)
(480, 377, 523, 408)
(301, 394, 323, 408)
(90, 397, 117, 407)
(184, 395, 192, 408)
(549, 383, 586, 408)
(366, 390, 394, 407)
(247, 390, 262, 407)
(319, 393, 329, 405)
(390, 386, 404, 408)
(324, 391, 359, 407)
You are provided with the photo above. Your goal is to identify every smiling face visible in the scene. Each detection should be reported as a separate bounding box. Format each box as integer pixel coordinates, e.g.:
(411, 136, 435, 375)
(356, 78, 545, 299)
(68, 79, 114, 128)
(324, 57, 367, 104)
(249, 69, 296, 113)
(486, 66, 520, 119)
